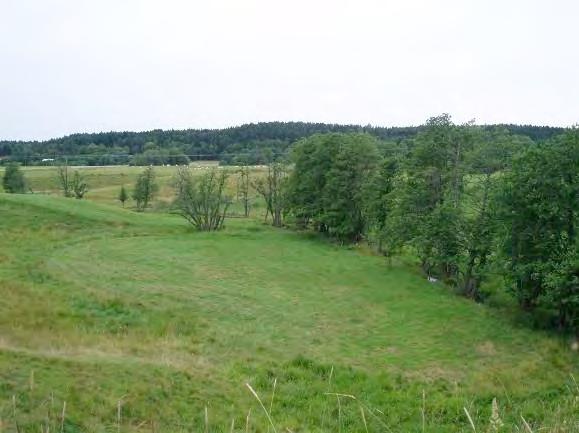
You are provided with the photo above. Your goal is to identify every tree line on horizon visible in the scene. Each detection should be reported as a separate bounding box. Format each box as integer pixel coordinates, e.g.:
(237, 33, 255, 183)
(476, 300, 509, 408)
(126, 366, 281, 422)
(0, 121, 566, 166)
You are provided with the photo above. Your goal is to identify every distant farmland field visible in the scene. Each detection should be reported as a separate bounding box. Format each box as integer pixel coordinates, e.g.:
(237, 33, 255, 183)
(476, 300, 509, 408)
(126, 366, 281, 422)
(0, 163, 224, 203)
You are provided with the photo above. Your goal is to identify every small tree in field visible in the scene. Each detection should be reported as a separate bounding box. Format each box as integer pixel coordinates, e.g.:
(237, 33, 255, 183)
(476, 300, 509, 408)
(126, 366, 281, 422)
(133, 166, 158, 211)
(57, 164, 73, 197)
(71, 171, 88, 199)
(236, 165, 251, 217)
(118, 185, 128, 207)
(2, 163, 27, 193)
(254, 162, 288, 227)
(57, 163, 88, 199)
(173, 167, 231, 231)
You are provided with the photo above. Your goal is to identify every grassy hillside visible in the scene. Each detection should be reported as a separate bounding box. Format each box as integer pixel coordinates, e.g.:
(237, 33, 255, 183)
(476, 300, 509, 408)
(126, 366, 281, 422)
(0, 193, 577, 432)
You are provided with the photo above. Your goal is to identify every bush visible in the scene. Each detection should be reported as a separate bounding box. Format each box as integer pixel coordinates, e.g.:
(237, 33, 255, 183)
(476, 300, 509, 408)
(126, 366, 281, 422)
(173, 167, 231, 231)
(2, 163, 27, 193)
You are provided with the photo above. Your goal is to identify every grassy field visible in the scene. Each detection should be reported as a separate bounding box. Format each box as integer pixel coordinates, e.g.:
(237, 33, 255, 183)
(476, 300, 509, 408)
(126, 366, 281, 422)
(0, 168, 577, 432)
(0, 163, 227, 205)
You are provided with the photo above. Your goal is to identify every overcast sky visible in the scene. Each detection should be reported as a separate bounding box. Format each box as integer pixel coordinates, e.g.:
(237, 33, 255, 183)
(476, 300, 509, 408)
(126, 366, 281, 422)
(1, 0, 577, 141)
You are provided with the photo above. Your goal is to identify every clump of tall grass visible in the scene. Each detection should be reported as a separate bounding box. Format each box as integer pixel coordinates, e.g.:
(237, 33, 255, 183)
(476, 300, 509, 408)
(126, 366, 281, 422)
(242, 373, 578, 433)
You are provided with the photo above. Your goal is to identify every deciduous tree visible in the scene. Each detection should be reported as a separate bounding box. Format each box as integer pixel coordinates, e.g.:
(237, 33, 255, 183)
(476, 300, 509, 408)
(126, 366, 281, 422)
(287, 133, 379, 241)
(498, 128, 578, 330)
(133, 166, 158, 211)
(236, 165, 251, 217)
(57, 164, 73, 197)
(254, 163, 288, 227)
(173, 167, 231, 231)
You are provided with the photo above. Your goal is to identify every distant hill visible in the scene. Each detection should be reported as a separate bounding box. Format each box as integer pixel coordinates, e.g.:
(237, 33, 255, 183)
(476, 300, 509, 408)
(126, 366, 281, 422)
(0, 121, 566, 166)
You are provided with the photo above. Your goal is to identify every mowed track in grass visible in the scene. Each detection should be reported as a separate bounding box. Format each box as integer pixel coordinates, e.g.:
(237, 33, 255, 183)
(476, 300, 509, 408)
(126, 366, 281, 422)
(0, 193, 577, 432)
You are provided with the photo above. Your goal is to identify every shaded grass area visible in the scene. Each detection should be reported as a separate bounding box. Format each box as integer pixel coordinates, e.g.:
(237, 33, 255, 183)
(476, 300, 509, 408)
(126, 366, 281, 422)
(0, 194, 577, 432)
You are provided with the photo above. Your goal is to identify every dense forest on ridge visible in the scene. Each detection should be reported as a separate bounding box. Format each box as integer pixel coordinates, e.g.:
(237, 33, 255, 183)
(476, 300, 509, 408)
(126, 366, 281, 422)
(0, 121, 566, 166)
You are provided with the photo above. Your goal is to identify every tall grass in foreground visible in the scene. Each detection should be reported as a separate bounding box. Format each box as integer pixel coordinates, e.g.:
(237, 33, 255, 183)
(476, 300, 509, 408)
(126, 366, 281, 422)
(2, 373, 577, 433)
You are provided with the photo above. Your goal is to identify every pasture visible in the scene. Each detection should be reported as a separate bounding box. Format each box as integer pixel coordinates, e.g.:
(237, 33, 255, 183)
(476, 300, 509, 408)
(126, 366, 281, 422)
(0, 163, 226, 205)
(0, 167, 577, 432)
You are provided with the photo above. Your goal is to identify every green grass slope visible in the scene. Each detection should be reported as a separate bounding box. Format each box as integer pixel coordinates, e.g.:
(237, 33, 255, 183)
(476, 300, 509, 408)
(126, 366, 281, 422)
(0, 194, 577, 432)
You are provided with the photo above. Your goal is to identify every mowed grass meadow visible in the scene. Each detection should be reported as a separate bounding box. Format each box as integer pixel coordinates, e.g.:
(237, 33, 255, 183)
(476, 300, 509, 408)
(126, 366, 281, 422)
(0, 165, 577, 432)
